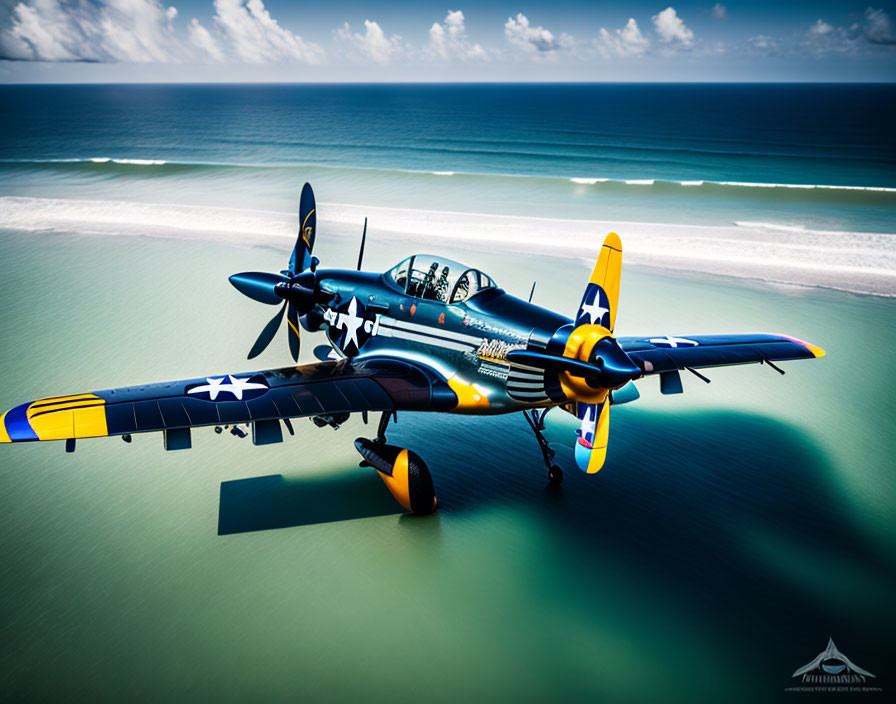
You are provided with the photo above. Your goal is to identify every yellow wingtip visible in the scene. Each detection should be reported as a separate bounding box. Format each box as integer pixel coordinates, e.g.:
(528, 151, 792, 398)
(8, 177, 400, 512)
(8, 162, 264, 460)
(804, 342, 826, 358)
(0, 411, 9, 443)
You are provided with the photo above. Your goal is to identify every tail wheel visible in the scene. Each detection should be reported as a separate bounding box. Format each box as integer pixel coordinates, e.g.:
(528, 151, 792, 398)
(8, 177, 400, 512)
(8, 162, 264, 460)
(548, 465, 563, 484)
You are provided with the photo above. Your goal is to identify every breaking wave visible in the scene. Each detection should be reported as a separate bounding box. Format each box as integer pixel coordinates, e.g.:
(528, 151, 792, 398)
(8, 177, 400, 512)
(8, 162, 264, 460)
(2, 158, 895, 196)
(1, 195, 893, 297)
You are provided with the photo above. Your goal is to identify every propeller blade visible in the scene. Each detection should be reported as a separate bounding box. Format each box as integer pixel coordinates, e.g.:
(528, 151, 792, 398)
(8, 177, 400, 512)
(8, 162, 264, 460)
(286, 302, 300, 362)
(229, 272, 287, 305)
(290, 182, 316, 275)
(248, 303, 286, 359)
(357, 217, 367, 271)
(588, 401, 611, 473)
(573, 400, 611, 473)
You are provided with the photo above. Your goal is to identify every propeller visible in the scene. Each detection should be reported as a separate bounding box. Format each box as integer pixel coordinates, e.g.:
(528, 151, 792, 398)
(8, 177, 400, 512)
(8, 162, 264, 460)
(229, 182, 320, 362)
(517, 231, 639, 474)
(230, 272, 318, 360)
(509, 335, 640, 475)
(229, 183, 368, 362)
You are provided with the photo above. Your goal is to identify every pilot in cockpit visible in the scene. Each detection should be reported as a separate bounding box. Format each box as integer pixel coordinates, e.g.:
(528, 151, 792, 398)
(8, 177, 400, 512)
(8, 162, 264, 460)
(434, 266, 450, 302)
(421, 261, 439, 300)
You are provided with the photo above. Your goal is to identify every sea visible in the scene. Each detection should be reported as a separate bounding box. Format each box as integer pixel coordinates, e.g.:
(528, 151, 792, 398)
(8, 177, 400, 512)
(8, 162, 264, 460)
(0, 84, 894, 702)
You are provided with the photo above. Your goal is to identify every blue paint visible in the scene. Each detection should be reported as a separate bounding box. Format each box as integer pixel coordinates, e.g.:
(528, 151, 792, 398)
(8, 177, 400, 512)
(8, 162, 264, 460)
(4, 402, 38, 441)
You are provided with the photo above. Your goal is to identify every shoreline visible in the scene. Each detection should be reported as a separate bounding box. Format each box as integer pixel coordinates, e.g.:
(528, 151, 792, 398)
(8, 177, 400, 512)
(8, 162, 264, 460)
(1, 195, 893, 298)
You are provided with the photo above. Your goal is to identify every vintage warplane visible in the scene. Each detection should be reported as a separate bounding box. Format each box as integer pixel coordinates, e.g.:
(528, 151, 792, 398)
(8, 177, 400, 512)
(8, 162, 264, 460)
(0, 184, 825, 514)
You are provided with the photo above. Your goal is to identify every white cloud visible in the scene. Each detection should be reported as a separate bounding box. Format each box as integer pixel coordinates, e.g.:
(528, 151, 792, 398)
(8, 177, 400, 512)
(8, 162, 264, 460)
(595, 18, 648, 58)
(335, 20, 402, 64)
(428, 10, 487, 60)
(802, 18, 859, 55)
(0, 0, 180, 62)
(711, 4, 727, 20)
(747, 34, 779, 55)
(749, 10, 896, 57)
(212, 0, 324, 64)
(864, 7, 896, 45)
(809, 19, 834, 37)
(504, 13, 573, 53)
(188, 18, 224, 62)
(652, 7, 694, 48)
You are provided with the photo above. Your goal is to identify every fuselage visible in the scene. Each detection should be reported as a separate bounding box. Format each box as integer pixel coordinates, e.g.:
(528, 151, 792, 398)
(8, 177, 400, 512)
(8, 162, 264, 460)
(314, 267, 571, 413)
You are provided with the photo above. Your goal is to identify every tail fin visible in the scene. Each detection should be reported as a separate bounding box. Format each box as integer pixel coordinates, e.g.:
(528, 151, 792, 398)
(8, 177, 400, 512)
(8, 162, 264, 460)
(289, 182, 317, 275)
(574, 232, 622, 333)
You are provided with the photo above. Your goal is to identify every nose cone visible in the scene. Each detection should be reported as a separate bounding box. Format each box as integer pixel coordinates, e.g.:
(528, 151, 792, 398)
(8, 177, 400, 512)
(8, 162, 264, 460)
(229, 271, 287, 305)
(591, 338, 641, 388)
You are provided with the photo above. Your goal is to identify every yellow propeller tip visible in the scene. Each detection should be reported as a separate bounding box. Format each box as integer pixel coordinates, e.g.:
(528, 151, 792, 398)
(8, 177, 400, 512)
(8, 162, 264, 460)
(603, 232, 622, 252)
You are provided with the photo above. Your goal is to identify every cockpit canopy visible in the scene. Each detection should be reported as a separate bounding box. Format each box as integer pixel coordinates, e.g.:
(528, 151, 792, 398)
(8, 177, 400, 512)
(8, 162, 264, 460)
(386, 255, 497, 304)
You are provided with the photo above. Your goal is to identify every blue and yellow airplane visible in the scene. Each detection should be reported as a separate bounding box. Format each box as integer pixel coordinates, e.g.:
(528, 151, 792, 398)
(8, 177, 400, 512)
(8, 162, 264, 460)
(0, 184, 825, 514)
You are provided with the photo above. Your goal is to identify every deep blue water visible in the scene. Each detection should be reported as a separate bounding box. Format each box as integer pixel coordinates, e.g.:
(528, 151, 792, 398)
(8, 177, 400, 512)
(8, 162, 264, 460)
(1, 83, 894, 186)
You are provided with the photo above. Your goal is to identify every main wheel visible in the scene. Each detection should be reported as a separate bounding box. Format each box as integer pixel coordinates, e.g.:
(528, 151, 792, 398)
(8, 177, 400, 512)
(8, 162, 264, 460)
(548, 465, 563, 484)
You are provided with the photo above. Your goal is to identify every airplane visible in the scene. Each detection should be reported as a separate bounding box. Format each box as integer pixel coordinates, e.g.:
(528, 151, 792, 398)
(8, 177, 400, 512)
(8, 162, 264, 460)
(0, 183, 826, 515)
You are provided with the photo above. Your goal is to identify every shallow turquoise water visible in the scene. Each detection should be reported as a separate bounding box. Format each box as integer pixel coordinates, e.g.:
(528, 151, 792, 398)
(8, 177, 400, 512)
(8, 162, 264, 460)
(0, 229, 893, 702)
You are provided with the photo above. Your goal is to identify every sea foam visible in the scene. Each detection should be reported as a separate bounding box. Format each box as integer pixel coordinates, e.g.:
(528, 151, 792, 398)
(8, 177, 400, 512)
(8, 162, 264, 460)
(1, 196, 893, 297)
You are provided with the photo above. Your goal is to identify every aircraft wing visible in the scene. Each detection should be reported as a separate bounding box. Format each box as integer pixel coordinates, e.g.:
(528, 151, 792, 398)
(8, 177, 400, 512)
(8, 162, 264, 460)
(617, 333, 825, 375)
(0, 357, 457, 446)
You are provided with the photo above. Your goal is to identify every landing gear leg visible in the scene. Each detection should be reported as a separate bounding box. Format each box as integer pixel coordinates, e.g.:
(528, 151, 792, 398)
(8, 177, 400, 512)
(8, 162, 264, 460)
(523, 408, 563, 484)
(375, 410, 397, 444)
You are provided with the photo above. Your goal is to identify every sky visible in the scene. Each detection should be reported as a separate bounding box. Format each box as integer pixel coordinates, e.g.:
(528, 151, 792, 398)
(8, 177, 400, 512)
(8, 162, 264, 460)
(0, 1, 894, 82)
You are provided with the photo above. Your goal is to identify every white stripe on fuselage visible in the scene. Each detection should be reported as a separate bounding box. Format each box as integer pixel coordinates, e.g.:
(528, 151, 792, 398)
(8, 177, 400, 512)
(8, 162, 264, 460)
(382, 316, 484, 346)
(508, 370, 543, 381)
(378, 325, 473, 353)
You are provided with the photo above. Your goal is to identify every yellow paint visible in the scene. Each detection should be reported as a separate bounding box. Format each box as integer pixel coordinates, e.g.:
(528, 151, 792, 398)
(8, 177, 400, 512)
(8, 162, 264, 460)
(301, 208, 316, 247)
(587, 401, 611, 474)
(29, 393, 98, 408)
(558, 324, 612, 404)
(26, 394, 108, 441)
(447, 376, 491, 410)
(287, 318, 301, 339)
(71, 404, 109, 439)
(0, 411, 9, 443)
(588, 232, 623, 333)
(377, 448, 413, 512)
(803, 341, 826, 358)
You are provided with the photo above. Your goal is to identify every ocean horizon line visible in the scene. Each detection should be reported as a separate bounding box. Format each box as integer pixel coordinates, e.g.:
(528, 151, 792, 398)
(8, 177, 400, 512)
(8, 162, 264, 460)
(3, 80, 896, 87)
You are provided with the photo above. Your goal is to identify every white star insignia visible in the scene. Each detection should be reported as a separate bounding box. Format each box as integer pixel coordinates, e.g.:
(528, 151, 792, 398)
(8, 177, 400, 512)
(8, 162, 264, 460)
(339, 297, 364, 351)
(648, 336, 698, 348)
(580, 299, 609, 324)
(188, 375, 267, 400)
